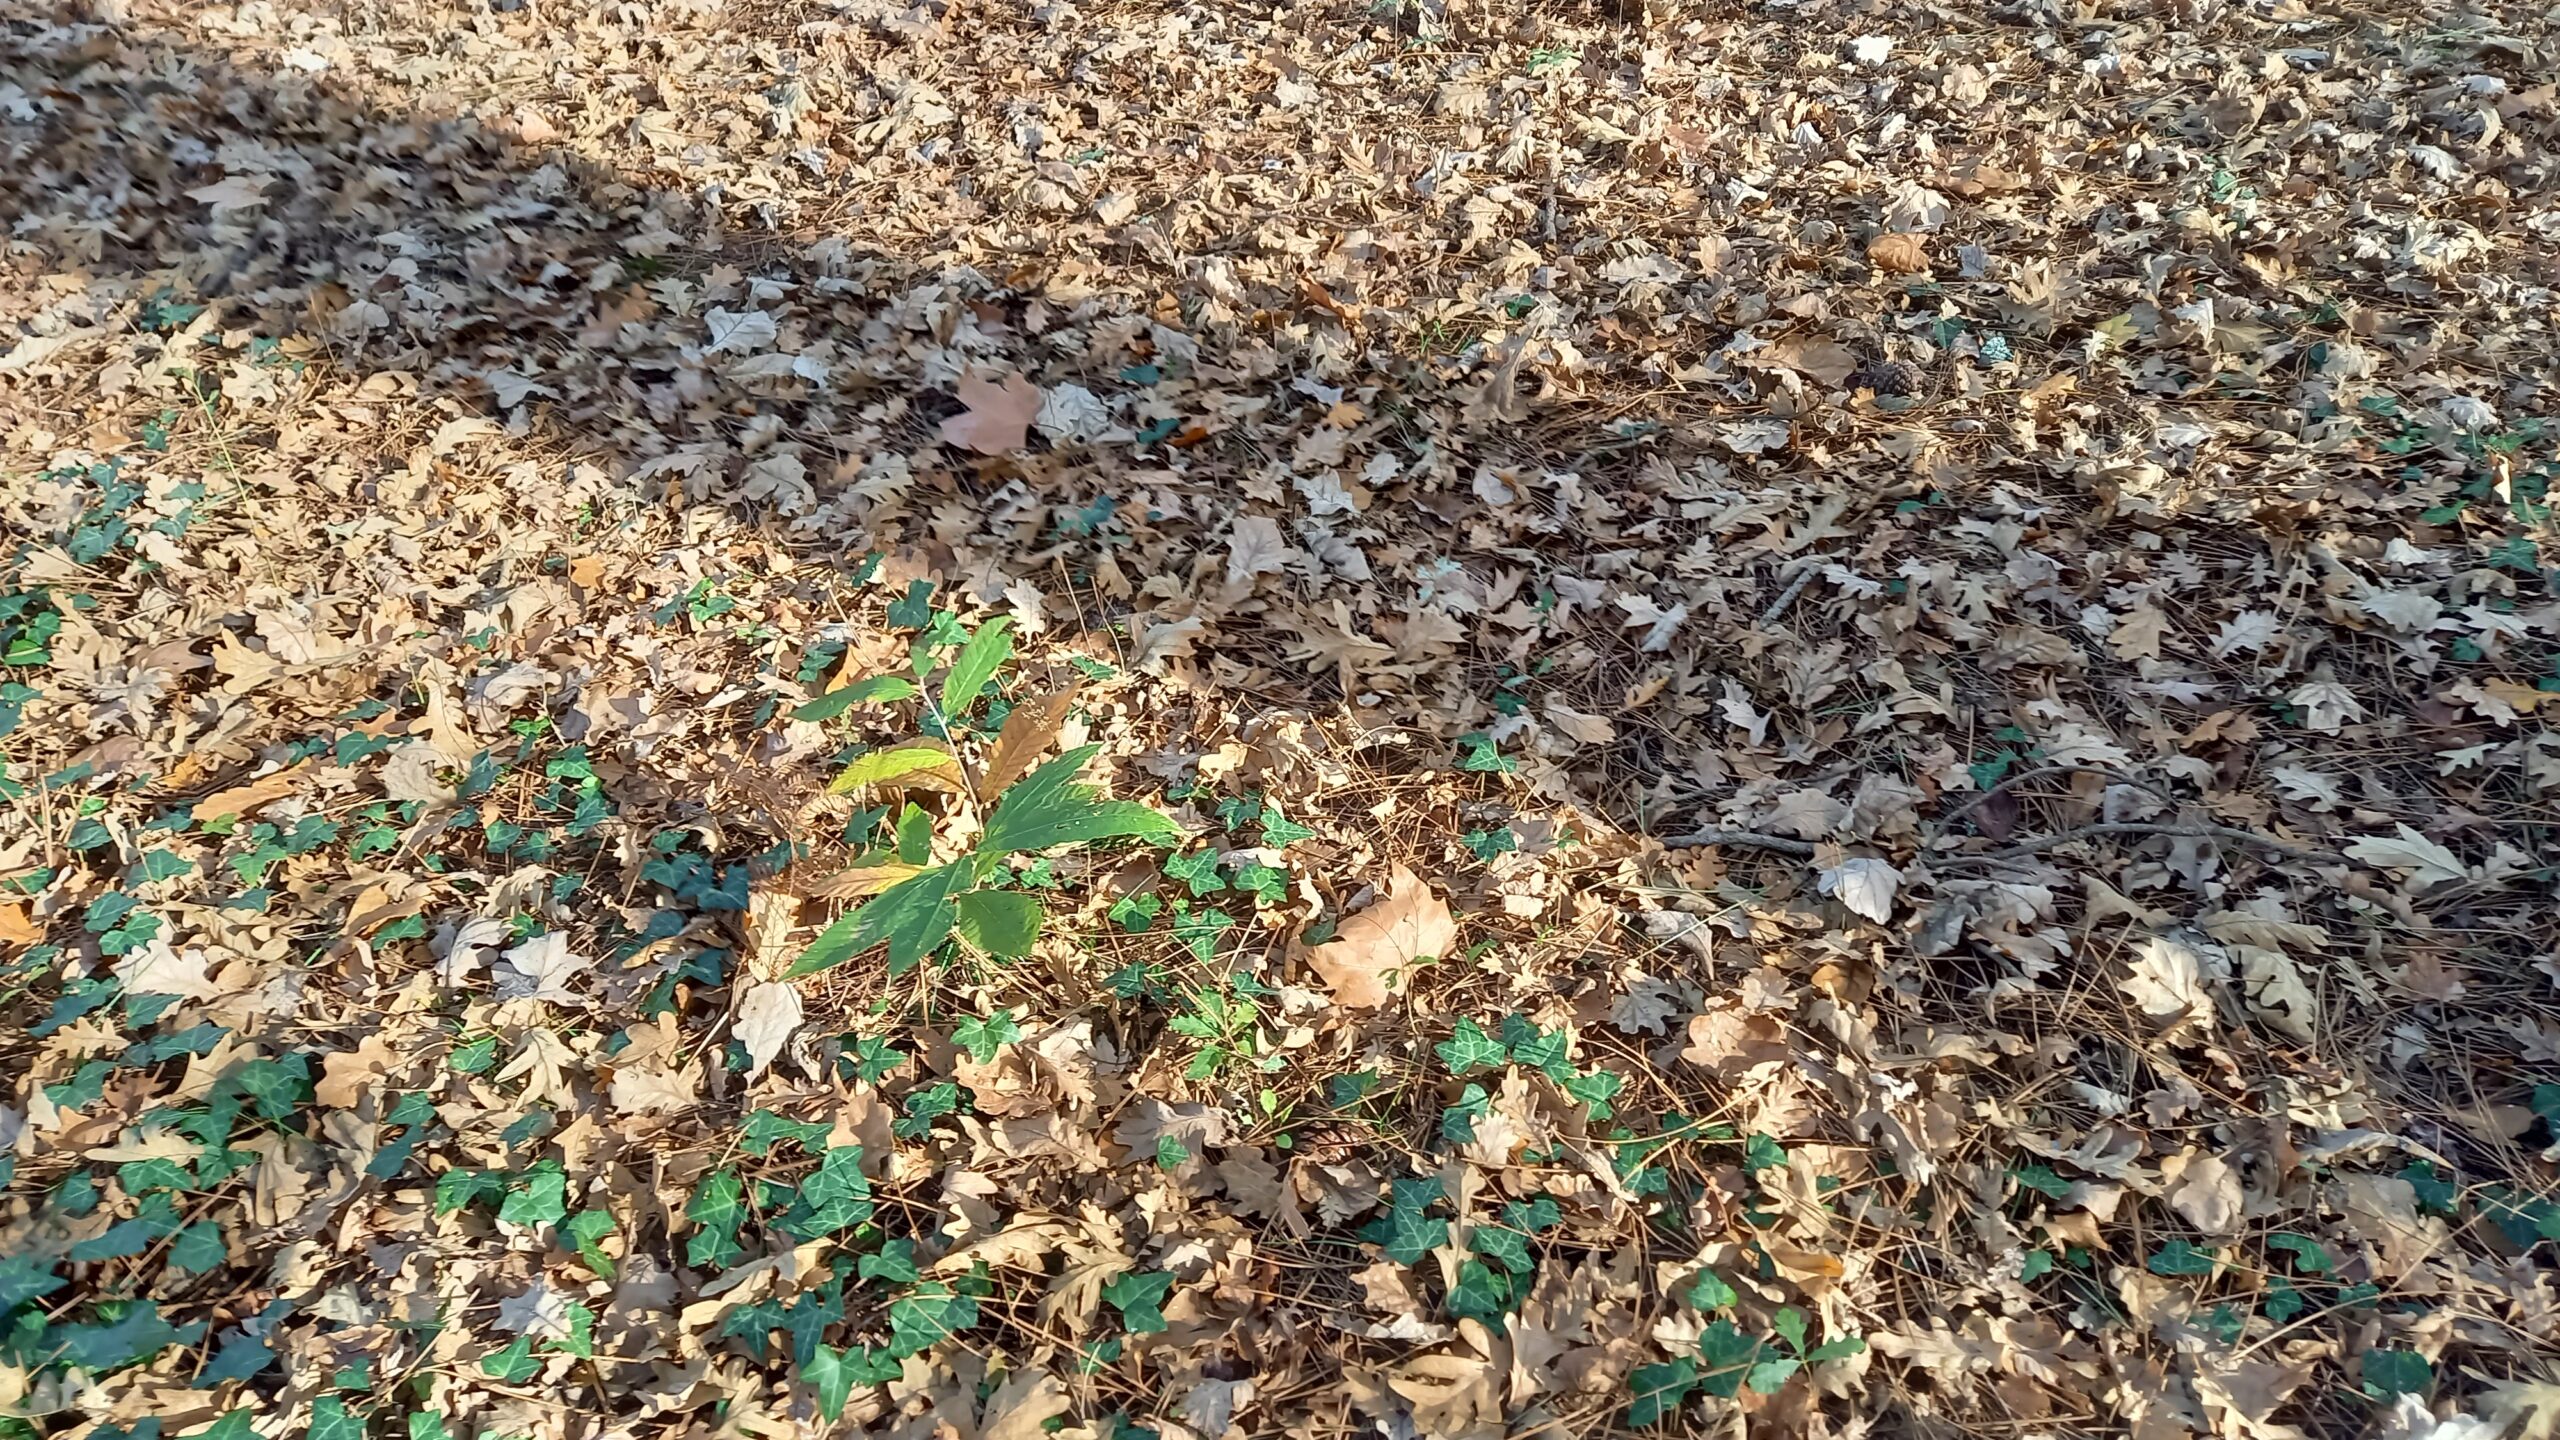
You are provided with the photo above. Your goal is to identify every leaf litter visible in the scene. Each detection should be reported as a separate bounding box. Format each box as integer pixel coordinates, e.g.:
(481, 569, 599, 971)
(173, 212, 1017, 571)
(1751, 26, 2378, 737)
(2, 0, 2560, 1435)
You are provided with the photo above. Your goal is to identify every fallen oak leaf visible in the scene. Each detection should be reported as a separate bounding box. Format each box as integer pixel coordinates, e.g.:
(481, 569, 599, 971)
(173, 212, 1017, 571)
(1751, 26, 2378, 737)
(1297, 864, 1457, 1007)
(189, 760, 311, 824)
(941, 371, 1045, 454)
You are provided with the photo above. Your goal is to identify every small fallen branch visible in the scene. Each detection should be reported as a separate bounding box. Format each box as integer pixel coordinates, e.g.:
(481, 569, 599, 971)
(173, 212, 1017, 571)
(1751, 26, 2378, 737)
(1658, 828, 1819, 857)
(1937, 821, 2337, 867)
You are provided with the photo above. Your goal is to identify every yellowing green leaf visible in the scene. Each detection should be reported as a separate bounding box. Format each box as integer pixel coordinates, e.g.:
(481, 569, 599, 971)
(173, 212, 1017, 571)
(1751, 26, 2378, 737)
(827, 743, 961, 795)
(791, 674, 917, 723)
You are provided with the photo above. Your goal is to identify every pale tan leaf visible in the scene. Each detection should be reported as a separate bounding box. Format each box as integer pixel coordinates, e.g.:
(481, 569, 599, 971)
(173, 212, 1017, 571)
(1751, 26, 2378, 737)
(1296, 864, 1457, 1008)
(940, 371, 1044, 454)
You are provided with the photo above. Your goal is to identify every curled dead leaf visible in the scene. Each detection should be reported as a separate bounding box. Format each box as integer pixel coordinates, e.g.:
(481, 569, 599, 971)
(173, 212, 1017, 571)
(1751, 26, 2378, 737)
(1866, 231, 1931, 275)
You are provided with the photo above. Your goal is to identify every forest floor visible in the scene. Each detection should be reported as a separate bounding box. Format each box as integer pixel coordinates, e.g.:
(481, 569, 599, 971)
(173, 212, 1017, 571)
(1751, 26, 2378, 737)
(4, 0, 2560, 1436)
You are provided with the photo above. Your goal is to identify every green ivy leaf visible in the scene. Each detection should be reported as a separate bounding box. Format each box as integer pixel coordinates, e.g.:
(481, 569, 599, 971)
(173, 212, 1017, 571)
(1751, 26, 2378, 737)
(1500, 1015, 1570, 1078)
(978, 745, 1182, 854)
(2363, 1348, 2431, 1399)
(685, 1170, 747, 1270)
(1626, 1356, 1699, 1427)
(2264, 1276, 2305, 1323)
(0, 1256, 66, 1312)
(2147, 1240, 2219, 1277)
(790, 674, 917, 723)
(308, 1397, 364, 1440)
(480, 1335, 539, 1384)
(1445, 1259, 1511, 1325)
(2019, 1250, 2056, 1283)
(1360, 1176, 1449, 1265)
(1684, 1268, 1738, 1310)
(859, 1239, 920, 1285)
(1742, 1133, 1786, 1173)
(1435, 1018, 1506, 1075)
(741, 1110, 831, 1158)
(167, 1222, 227, 1276)
(498, 1160, 568, 1227)
(563, 1209, 617, 1279)
(1163, 850, 1223, 896)
(2008, 1162, 2073, 1199)
(951, 890, 1040, 959)
(406, 1413, 448, 1440)
(1101, 1270, 1174, 1333)
(1697, 1319, 1763, 1398)
(2266, 1233, 2332, 1274)
(953, 1010, 1022, 1064)
(938, 617, 1015, 718)
(801, 1345, 858, 1422)
(886, 1281, 979, 1357)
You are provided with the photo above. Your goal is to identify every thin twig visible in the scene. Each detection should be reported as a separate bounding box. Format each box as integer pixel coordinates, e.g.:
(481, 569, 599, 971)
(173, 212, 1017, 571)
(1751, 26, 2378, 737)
(1658, 828, 1819, 856)
(1925, 762, 2181, 838)
(1757, 562, 1821, 626)
(1938, 821, 2336, 867)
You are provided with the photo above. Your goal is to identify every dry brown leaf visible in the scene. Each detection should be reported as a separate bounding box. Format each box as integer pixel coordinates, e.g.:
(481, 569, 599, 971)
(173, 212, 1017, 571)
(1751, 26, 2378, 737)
(806, 860, 926, 900)
(190, 760, 310, 823)
(984, 685, 1074, 791)
(1867, 231, 1931, 275)
(0, 904, 40, 948)
(1767, 336, 1859, 387)
(1297, 864, 1457, 1008)
(941, 371, 1044, 454)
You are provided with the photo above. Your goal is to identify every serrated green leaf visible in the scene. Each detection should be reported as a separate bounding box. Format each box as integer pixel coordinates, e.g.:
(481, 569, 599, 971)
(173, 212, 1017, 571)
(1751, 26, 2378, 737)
(952, 889, 1040, 959)
(791, 674, 917, 723)
(1804, 1336, 1865, 1363)
(938, 617, 1014, 717)
(979, 746, 1181, 854)
(1770, 1306, 1807, 1354)
(788, 864, 965, 977)
(827, 744, 959, 795)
